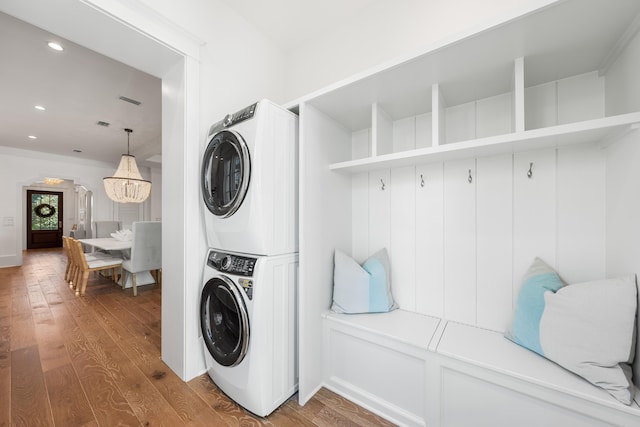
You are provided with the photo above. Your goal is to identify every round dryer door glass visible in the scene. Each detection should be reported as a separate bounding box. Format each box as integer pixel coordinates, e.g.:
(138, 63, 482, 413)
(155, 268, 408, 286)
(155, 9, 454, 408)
(201, 130, 251, 218)
(200, 276, 250, 367)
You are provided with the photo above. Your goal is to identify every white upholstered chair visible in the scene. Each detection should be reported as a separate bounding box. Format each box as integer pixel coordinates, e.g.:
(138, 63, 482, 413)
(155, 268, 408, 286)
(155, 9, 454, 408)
(92, 220, 121, 238)
(121, 221, 161, 296)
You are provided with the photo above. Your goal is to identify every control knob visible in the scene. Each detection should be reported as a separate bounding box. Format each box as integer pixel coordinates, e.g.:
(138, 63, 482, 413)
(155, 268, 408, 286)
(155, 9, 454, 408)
(220, 255, 232, 271)
(223, 114, 233, 127)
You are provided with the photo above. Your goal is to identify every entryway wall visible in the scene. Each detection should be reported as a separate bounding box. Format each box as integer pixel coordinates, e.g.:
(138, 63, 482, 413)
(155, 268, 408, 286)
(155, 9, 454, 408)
(0, 145, 125, 267)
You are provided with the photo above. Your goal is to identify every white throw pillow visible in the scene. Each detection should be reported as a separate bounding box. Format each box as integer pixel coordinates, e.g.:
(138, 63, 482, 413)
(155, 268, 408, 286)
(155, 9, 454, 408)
(331, 248, 398, 314)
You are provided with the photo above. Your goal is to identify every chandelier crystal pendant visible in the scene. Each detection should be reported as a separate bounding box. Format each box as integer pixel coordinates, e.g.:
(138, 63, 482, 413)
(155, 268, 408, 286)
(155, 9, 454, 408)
(103, 128, 151, 203)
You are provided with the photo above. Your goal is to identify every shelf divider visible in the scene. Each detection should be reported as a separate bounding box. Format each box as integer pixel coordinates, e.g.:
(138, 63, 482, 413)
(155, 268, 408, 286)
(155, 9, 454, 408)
(372, 102, 393, 156)
(432, 83, 445, 147)
(514, 57, 525, 133)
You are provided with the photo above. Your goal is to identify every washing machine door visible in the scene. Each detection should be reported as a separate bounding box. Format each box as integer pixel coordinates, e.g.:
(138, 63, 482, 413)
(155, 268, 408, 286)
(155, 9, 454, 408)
(200, 275, 250, 367)
(201, 130, 251, 218)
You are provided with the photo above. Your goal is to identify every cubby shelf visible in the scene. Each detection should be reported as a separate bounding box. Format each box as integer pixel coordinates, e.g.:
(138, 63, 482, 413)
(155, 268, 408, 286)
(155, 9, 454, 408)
(329, 112, 640, 173)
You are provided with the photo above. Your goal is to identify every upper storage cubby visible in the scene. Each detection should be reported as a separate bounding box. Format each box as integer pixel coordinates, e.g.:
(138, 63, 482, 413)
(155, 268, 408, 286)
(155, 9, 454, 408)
(301, 0, 640, 174)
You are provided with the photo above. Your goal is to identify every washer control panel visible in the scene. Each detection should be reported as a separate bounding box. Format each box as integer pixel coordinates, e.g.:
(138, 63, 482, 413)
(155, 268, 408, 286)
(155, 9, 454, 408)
(208, 102, 257, 136)
(207, 250, 257, 277)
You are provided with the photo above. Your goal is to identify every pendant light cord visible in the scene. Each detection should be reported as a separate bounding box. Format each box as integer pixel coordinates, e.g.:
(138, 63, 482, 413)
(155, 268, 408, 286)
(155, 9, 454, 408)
(125, 128, 133, 155)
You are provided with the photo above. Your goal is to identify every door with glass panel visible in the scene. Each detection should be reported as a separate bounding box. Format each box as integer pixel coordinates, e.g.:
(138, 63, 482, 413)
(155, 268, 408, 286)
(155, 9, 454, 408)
(27, 190, 63, 249)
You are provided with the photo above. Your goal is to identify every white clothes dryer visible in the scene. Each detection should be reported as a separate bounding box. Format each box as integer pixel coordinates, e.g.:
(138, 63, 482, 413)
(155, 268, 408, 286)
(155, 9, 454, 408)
(201, 100, 298, 256)
(200, 248, 298, 417)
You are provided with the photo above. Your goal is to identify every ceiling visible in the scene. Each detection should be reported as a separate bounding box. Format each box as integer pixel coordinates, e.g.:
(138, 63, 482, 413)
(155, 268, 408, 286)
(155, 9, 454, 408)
(0, 11, 162, 168)
(0, 1, 380, 169)
(217, 0, 378, 51)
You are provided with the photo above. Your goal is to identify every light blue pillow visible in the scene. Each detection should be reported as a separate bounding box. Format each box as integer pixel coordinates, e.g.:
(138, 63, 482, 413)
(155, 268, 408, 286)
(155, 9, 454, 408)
(331, 248, 398, 314)
(506, 258, 638, 405)
(505, 257, 565, 355)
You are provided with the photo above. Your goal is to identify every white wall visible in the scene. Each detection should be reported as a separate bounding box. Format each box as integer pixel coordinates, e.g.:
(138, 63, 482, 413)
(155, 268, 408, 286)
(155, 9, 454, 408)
(137, 0, 287, 117)
(284, 0, 557, 101)
(150, 167, 162, 221)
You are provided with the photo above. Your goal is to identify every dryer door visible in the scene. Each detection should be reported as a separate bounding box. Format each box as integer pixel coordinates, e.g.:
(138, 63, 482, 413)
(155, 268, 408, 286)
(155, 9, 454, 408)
(201, 130, 251, 218)
(200, 275, 250, 367)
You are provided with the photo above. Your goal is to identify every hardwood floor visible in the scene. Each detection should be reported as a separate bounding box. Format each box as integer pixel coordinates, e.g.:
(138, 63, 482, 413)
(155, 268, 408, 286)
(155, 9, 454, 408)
(1, 248, 396, 426)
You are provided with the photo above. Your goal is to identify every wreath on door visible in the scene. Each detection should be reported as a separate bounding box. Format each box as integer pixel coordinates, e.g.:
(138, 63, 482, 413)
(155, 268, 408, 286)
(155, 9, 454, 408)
(34, 203, 56, 218)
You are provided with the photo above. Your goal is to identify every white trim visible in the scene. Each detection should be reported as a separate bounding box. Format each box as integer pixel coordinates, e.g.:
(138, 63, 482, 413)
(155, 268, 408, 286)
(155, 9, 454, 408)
(80, 0, 205, 58)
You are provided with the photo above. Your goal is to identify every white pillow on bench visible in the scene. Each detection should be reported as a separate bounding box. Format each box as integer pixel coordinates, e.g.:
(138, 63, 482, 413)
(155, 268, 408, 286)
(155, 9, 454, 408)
(331, 248, 398, 314)
(506, 258, 637, 404)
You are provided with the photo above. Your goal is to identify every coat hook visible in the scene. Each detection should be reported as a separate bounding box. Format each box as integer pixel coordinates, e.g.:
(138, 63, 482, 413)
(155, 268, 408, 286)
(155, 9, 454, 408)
(468, 169, 473, 183)
(420, 174, 425, 187)
(380, 178, 385, 191)
(527, 162, 533, 179)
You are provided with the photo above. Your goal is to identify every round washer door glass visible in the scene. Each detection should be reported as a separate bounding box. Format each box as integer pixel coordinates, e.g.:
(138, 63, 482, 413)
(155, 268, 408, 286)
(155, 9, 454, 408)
(201, 130, 251, 217)
(200, 276, 250, 367)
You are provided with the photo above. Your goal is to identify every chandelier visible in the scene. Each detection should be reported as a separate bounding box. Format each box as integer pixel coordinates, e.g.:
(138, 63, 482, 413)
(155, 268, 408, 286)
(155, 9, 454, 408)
(103, 128, 151, 203)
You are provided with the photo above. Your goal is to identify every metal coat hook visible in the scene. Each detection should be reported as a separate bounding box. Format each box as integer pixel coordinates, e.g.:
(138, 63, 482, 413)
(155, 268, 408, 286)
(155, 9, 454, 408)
(468, 169, 473, 183)
(380, 178, 385, 190)
(420, 174, 425, 187)
(527, 162, 533, 179)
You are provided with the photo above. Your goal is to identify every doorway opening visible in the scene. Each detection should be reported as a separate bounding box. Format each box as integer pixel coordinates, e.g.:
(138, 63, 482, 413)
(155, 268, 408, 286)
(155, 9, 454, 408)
(26, 189, 63, 249)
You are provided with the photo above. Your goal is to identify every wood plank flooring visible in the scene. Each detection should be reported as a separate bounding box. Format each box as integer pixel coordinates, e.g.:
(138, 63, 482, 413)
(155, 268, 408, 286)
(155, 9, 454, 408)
(1, 248, 396, 427)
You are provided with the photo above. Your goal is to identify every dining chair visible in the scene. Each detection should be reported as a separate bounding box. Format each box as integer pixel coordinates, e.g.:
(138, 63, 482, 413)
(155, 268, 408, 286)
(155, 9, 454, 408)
(62, 236, 74, 284)
(69, 238, 123, 296)
(92, 220, 122, 238)
(64, 236, 115, 287)
(121, 221, 161, 296)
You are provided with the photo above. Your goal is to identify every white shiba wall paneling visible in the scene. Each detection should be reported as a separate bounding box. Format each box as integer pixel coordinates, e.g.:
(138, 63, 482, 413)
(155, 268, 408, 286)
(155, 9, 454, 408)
(390, 166, 416, 310)
(513, 148, 557, 297)
(476, 154, 513, 331)
(369, 169, 391, 256)
(443, 158, 477, 324)
(415, 163, 444, 317)
(557, 144, 606, 283)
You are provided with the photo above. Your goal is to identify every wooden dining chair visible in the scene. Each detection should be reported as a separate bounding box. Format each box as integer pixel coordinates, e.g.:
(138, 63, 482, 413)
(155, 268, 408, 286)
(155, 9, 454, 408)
(69, 238, 123, 296)
(64, 236, 112, 288)
(62, 236, 74, 285)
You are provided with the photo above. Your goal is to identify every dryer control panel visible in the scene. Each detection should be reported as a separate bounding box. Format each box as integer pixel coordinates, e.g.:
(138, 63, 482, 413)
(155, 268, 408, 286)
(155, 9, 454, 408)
(207, 251, 257, 277)
(208, 102, 257, 136)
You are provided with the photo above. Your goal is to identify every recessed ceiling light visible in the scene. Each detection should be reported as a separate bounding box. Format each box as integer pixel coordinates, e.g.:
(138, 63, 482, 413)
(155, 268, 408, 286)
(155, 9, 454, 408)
(47, 42, 64, 51)
(28, 135, 37, 139)
(34, 105, 46, 111)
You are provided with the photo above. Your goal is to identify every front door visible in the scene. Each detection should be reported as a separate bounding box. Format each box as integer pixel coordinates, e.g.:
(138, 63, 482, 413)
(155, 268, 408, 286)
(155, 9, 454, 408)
(27, 190, 63, 249)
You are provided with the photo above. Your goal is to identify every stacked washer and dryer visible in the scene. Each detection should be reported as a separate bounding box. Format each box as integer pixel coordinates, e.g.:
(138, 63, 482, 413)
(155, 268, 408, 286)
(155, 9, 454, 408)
(199, 100, 299, 417)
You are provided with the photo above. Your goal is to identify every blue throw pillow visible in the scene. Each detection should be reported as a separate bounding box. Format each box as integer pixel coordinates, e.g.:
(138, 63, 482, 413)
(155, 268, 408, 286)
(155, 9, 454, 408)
(331, 248, 398, 314)
(506, 258, 565, 356)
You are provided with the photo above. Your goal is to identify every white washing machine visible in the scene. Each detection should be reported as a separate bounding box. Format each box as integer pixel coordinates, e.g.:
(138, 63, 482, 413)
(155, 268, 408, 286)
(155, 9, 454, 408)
(201, 99, 298, 256)
(200, 248, 298, 417)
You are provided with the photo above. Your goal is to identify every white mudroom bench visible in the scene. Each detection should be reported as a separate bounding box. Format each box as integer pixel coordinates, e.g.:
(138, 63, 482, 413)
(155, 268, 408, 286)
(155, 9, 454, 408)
(322, 309, 640, 427)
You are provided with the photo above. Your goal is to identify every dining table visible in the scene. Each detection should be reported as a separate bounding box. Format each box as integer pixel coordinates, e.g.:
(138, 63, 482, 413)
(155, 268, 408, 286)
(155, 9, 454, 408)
(79, 237, 132, 252)
(78, 237, 156, 289)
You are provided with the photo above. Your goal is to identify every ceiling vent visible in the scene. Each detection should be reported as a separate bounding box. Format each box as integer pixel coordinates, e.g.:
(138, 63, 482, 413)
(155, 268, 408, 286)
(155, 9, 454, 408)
(119, 95, 141, 106)
(96, 121, 110, 127)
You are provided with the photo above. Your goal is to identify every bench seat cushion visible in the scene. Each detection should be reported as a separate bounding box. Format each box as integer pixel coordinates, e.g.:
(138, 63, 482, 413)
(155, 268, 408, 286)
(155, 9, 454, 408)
(323, 309, 441, 349)
(438, 321, 640, 413)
